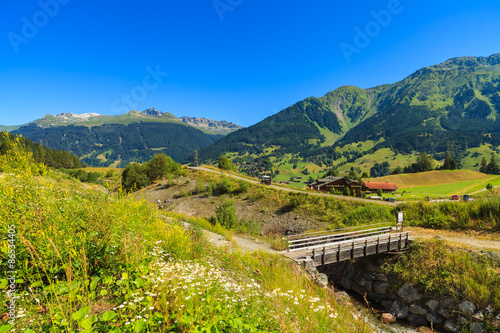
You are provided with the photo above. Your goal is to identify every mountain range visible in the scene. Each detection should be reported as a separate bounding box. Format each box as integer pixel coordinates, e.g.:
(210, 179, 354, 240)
(3, 54, 500, 174)
(197, 54, 500, 171)
(3, 109, 242, 167)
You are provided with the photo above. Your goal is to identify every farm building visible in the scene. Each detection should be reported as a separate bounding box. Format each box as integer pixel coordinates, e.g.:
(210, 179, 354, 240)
(310, 177, 369, 196)
(365, 182, 398, 193)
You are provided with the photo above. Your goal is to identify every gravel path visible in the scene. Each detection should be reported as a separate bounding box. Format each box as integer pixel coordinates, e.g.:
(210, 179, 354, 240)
(182, 222, 277, 254)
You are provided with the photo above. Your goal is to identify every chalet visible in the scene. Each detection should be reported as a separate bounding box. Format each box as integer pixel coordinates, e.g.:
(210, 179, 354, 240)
(365, 181, 398, 193)
(310, 177, 369, 196)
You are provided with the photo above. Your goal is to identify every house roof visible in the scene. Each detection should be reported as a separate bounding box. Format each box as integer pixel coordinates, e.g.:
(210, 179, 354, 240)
(365, 182, 398, 190)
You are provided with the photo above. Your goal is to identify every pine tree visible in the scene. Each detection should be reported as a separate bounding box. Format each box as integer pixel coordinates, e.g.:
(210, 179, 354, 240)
(441, 151, 457, 170)
(486, 153, 500, 175)
(479, 157, 488, 173)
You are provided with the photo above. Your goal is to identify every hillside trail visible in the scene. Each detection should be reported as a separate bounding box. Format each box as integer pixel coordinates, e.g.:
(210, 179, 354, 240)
(408, 227, 500, 253)
(189, 166, 399, 206)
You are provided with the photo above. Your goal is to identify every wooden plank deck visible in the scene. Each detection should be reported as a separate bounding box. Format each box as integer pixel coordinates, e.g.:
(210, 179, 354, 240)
(282, 226, 411, 266)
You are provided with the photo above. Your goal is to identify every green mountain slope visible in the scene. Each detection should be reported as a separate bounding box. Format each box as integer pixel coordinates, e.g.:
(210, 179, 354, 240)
(197, 54, 500, 167)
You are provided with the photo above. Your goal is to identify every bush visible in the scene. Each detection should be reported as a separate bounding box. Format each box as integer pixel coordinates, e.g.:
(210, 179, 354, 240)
(215, 199, 237, 229)
(216, 177, 234, 195)
(235, 179, 249, 194)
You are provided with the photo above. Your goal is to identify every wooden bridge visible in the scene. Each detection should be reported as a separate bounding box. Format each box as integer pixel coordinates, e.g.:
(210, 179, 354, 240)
(282, 223, 411, 266)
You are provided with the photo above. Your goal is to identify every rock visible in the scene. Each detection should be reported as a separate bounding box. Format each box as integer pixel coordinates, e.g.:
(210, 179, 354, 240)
(438, 308, 452, 319)
(374, 273, 389, 282)
(458, 316, 468, 324)
(491, 319, 500, 328)
(459, 300, 476, 316)
(485, 305, 494, 317)
(365, 280, 373, 292)
(440, 297, 456, 310)
(335, 291, 350, 304)
(425, 300, 439, 312)
(426, 313, 443, 324)
(351, 282, 366, 296)
(496, 314, 500, 320)
(443, 320, 460, 333)
(381, 300, 393, 310)
(408, 313, 427, 327)
(416, 327, 433, 333)
(340, 277, 352, 290)
(410, 304, 427, 315)
(381, 313, 397, 324)
(390, 300, 409, 319)
(368, 291, 387, 303)
(362, 272, 377, 281)
(472, 311, 484, 321)
(470, 322, 485, 333)
(316, 273, 328, 288)
(374, 281, 389, 295)
(397, 282, 422, 303)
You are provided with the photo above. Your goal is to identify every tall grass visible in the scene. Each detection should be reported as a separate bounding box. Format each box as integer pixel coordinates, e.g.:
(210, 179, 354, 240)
(0, 138, 371, 332)
(400, 199, 500, 231)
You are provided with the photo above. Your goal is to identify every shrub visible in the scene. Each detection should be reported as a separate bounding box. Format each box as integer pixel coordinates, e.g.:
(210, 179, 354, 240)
(215, 199, 237, 229)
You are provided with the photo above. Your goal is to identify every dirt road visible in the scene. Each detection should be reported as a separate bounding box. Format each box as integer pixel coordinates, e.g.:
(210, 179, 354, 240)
(189, 166, 399, 206)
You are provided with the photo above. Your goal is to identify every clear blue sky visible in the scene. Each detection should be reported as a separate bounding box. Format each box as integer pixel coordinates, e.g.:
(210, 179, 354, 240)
(1, 0, 499, 127)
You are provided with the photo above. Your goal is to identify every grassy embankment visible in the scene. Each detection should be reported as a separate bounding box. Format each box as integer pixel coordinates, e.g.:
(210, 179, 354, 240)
(381, 238, 500, 311)
(0, 137, 369, 332)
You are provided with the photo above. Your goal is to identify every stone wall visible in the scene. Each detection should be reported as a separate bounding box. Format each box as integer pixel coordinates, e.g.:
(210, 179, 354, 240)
(337, 261, 500, 333)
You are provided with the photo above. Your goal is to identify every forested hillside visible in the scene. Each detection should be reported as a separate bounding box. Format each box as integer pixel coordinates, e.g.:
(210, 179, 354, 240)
(13, 122, 222, 167)
(0, 132, 83, 169)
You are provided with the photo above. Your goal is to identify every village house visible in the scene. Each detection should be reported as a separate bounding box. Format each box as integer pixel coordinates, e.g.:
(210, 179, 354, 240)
(310, 176, 369, 196)
(364, 181, 398, 193)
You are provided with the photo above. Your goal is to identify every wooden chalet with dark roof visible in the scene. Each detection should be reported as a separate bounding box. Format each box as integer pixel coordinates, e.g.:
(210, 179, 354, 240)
(310, 176, 369, 196)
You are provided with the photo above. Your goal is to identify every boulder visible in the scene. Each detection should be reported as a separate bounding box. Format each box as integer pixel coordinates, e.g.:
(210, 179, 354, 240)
(408, 313, 427, 327)
(335, 291, 350, 304)
(470, 322, 485, 333)
(485, 305, 494, 317)
(416, 327, 433, 333)
(340, 277, 352, 290)
(374, 281, 388, 295)
(365, 280, 373, 292)
(438, 308, 452, 319)
(367, 291, 387, 303)
(397, 282, 422, 303)
(374, 273, 389, 282)
(472, 311, 484, 321)
(410, 304, 427, 315)
(362, 272, 377, 281)
(381, 313, 397, 324)
(425, 299, 439, 312)
(351, 282, 366, 296)
(458, 300, 476, 316)
(316, 273, 328, 288)
(426, 313, 443, 324)
(440, 297, 457, 310)
(390, 300, 410, 319)
(491, 319, 500, 328)
(443, 320, 460, 333)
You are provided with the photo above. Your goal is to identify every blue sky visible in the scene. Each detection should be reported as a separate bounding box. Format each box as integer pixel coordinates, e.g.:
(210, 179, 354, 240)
(1, 0, 499, 127)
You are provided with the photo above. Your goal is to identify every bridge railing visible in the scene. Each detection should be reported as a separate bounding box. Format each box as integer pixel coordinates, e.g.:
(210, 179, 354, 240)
(284, 223, 401, 251)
